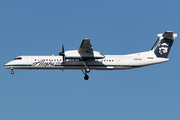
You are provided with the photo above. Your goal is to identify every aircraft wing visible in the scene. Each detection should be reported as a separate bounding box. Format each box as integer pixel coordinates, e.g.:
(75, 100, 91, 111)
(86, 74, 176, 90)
(78, 38, 93, 54)
(65, 38, 104, 60)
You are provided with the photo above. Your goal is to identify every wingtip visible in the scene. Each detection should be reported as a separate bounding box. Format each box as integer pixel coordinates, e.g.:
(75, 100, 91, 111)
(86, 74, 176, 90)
(83, 38, 90, 40)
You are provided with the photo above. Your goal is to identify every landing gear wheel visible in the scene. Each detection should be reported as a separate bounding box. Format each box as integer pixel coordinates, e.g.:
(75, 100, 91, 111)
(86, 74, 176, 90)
(11, 69, 14, 74)
(84, 75, 89, 80)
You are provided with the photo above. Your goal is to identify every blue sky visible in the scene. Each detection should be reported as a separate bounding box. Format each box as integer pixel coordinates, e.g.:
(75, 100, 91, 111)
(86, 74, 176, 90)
(0, 0, 180, 120)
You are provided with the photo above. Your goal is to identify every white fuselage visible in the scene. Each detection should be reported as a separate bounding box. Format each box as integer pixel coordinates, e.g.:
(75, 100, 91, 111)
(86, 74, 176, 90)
(4, 50, 169, 70)
(3, 31, 176, 80)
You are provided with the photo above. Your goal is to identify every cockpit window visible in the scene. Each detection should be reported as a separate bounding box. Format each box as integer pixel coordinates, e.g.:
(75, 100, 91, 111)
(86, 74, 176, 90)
(14, 57, 22, 60)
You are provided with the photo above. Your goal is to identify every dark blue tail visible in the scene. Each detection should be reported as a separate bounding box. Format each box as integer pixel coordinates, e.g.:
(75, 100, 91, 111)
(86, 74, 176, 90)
(151, 31, 177, 58)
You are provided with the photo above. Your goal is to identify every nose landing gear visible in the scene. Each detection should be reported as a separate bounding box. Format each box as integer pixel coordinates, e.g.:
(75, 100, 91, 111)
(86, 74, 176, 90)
(11, 69, 14, 74)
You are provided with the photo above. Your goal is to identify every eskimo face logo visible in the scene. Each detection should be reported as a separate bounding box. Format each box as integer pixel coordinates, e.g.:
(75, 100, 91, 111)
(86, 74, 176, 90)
(158, 43, 169, 55)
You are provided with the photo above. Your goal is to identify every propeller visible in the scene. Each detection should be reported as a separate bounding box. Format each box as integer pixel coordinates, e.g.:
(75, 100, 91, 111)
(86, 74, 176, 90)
(59, 44, 65, 62)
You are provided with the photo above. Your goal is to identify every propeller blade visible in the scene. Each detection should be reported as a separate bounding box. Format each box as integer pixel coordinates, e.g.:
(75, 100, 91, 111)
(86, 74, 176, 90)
(59, 44, 65, 62)
(62, 44, 64, 52)
(63, 55, 65, 62)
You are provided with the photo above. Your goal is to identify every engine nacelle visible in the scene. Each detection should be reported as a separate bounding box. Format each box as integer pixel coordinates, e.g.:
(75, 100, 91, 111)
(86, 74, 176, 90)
(65, 50, 104, 60)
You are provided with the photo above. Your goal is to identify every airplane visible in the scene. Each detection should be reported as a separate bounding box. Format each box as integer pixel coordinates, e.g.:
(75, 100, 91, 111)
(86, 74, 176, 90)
(3, 31, 177, 80)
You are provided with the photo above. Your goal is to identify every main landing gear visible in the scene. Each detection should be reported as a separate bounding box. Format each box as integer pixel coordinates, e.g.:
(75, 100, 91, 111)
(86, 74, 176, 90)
(11, 69, 14, 74)
(81, 61, 90, 80)
(81, 68, 90, 80)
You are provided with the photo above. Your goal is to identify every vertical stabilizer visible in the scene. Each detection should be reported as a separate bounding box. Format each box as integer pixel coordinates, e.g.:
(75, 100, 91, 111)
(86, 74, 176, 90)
(151, 31, 177, 58)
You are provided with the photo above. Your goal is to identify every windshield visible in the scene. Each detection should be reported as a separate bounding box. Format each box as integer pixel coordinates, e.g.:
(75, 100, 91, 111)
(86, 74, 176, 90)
(13, 57, 22, 60)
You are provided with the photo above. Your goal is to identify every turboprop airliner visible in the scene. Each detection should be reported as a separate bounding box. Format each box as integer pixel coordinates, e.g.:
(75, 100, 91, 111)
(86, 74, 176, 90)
(4, 31, 177, 80)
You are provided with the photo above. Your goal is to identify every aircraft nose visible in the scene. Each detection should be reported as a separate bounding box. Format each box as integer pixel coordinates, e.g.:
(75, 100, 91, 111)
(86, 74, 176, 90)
(3, 63, 9, 68)
(3, 64, 8, 68)
(3, 61, 12, 69)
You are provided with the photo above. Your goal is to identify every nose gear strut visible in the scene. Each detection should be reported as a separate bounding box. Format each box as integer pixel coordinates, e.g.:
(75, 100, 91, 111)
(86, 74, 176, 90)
(11, 69, 14, 74)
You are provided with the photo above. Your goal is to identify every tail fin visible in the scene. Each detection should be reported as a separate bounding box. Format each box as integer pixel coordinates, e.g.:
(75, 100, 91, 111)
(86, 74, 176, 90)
(151, 31, 177, 58)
